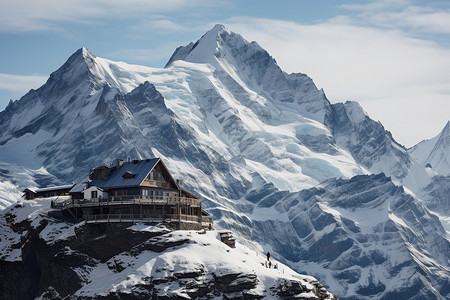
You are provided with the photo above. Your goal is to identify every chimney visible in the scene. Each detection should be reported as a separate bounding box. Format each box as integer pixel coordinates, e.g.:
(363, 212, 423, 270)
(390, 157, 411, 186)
(116, 159, 124, 169)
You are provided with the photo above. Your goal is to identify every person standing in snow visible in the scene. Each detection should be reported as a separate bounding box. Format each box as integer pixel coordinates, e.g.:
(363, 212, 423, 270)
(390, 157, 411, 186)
(267, 251, 270, 261)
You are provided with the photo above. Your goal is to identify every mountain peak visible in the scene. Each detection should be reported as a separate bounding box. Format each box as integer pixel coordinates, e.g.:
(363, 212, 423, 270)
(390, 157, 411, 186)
(80, 46, 96, 59)
(46, 46, 103, 90)
(342, 100, 368, 124)
(442, 120, 450, 134)
(409, 120, 450, 176)
(66, 47, 96, 65)
(209, 23, 228, 36)
(165, 24, 248, 67)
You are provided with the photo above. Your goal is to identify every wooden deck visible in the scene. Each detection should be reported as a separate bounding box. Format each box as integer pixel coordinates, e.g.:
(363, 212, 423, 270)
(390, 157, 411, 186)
(51, 195, 213, 229)
(52, 195, 202, 210)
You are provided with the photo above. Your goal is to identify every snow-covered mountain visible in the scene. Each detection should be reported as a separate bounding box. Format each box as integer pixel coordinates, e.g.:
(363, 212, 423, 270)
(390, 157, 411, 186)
(0, 24, 448, 299)
(0, 25, 426, 192)
(409, 121, 450, 176)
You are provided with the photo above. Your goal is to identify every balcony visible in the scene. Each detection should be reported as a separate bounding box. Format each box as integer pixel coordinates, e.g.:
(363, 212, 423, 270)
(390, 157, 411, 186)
(51, 195, 202, 210)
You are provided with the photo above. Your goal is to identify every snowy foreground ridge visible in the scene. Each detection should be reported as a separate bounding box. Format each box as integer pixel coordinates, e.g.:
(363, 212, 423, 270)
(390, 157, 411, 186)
(0, 24, 449, 299)
(0, 198, 335, 299)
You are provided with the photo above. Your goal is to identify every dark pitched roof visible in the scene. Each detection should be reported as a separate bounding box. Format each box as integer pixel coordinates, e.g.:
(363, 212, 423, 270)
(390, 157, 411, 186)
(69, 182, 87, 194)
(23, 184, 75, 194)
(89, 158, 159, 189)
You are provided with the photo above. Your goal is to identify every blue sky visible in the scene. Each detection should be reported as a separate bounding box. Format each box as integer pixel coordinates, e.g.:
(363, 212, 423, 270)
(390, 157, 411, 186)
(0, 0, 449, 147)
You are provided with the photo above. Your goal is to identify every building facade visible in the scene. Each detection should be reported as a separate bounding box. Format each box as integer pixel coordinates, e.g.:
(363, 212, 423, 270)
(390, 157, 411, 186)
(52, 158, 212, 230)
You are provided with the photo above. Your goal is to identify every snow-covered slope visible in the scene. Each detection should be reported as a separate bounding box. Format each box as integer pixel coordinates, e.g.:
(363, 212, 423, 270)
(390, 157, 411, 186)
(0, 198, 336, 300)
(0, 24, 448, 299)
(409, 121, 450, 176)
(0, 162, 62, 209)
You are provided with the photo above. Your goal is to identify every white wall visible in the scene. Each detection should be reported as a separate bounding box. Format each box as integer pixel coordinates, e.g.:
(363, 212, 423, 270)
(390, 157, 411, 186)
(83, 186, 108, 199)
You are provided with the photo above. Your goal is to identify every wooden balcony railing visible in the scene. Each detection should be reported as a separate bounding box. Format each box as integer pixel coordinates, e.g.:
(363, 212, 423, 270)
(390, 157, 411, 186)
(52, 195, 202, 210)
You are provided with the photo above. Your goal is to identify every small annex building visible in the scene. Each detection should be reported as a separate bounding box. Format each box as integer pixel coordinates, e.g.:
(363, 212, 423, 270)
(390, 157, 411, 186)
(23, 184, 75, 200)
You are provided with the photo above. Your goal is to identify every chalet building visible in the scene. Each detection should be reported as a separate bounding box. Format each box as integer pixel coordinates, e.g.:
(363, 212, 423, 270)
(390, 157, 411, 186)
(23, 184, 75, 200)
(50, 158, 213, 230)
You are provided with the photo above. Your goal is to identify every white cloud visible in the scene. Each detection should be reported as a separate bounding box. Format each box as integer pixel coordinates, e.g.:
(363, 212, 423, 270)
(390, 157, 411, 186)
(341, 0, 410, 12)
(0, 73, 48, 92)
(341, 0, 450, 35)
(104, 46, 178, 66)
(0, 0, 206, 32)
(133, 18, 188, 32)
(226, 16, 450, 146)
(379, 7, 450, 34)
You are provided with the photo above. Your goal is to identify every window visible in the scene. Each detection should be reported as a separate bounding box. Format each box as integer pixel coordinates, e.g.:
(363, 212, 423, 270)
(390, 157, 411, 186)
(122, 171, 136, 179)
(91, 191, 98, 198)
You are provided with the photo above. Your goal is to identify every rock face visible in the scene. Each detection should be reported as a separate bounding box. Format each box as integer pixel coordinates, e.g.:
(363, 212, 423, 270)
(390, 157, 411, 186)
(0, 198, 336, 300)
(330, 102, 414, 181)
(418, 175, 450, 231)
(243, 173, 450, 299)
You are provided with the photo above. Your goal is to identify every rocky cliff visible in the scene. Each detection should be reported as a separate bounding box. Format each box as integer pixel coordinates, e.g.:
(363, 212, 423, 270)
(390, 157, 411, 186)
(0, 198, 336, 300)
